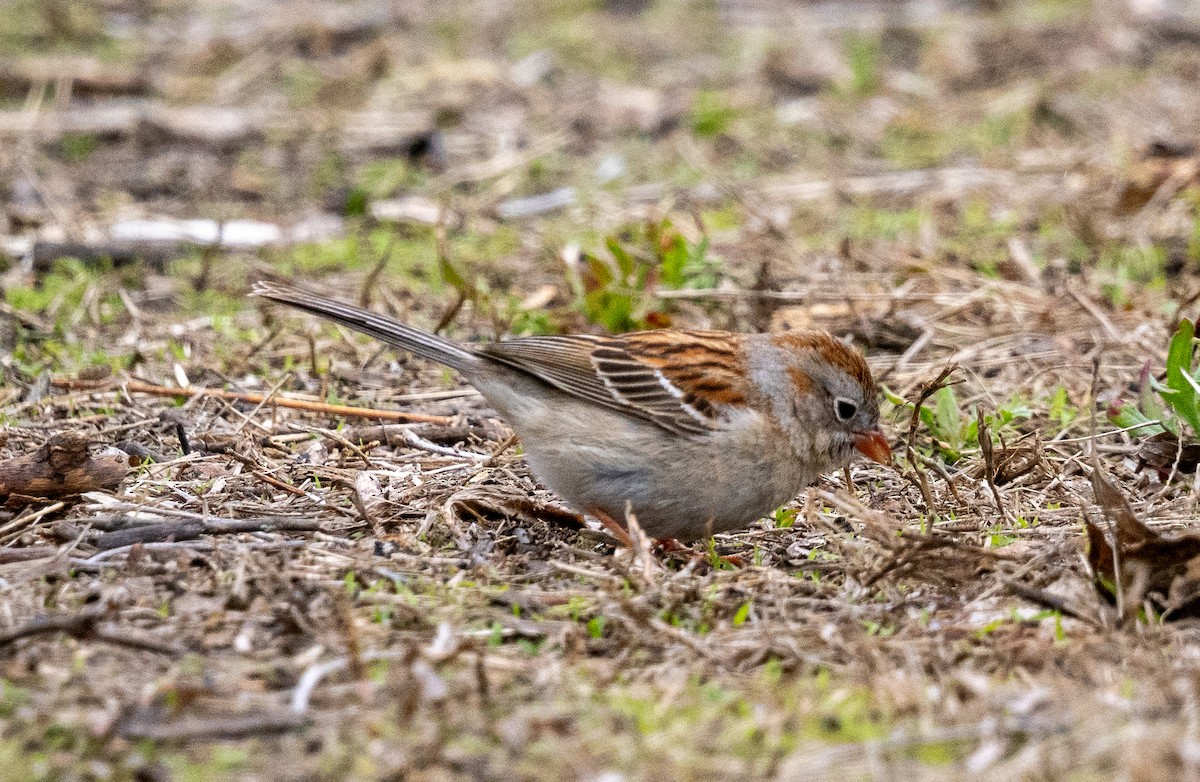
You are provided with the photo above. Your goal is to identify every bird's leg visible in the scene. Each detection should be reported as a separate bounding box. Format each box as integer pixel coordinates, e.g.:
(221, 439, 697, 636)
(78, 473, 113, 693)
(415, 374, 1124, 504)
(589, 507, 635, 549)
(655, 537, 745, 568)
(588, 511, 744, 567)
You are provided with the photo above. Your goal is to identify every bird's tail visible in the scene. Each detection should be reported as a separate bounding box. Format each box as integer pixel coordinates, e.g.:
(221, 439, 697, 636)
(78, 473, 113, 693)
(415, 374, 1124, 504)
(251, 281, 478, 372)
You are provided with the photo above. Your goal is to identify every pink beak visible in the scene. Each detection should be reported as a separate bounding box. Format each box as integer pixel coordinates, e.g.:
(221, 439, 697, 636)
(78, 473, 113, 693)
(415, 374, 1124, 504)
(852, 430, 892, 465)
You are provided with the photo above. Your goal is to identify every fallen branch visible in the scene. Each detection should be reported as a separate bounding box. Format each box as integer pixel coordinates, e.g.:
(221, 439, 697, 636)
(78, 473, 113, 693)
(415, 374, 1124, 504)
(0, 609, 103, 647)
(93, 516, 323, 550)
(31, 240, 178, 272)
(0, 433, 127, 502)
(74, 539, 307, 568)
(0, 607, 183, 655)
(0, 58, 147, 100)
(0, 546, 58, 564)
(118, 711, 307, 741)
(51, 378, 455, 424)
(327, 423, 500, 446)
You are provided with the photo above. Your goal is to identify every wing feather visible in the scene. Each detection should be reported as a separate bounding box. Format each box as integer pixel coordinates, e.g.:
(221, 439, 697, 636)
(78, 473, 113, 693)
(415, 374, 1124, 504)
(474, 331, 750, 435)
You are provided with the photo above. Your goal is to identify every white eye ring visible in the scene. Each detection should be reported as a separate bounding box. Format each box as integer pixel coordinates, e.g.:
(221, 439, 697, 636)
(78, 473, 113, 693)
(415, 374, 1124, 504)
(834, 397, 858, 422)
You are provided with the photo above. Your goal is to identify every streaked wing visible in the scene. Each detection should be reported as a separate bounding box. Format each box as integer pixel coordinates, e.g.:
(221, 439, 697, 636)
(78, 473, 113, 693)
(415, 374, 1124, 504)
(474, 335, 611, 412)
(475, 331, 750, 435)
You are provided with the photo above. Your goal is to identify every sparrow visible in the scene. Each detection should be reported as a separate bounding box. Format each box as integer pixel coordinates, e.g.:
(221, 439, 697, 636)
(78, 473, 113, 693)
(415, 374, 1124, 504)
(252, 281, 890, 542)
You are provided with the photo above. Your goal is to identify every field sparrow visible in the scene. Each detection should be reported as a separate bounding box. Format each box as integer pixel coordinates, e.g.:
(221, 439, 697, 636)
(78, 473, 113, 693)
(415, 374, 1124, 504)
(253, 281, 890, 542)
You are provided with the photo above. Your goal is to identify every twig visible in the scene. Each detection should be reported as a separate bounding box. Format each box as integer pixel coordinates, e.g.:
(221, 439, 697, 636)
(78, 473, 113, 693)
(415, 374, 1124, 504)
(1068, 289, 1120, 341)
(230, 373, 292, 435)
(483, 432, 520, 467)
(1089, 353, 1127, 624)
(50, 378, 455, 424)
(624, 506, 662, 585)
(252, 470, 313, 498)
(75, 539, 307, 567)
(268, 423, 500, 449)
(976, 407, 1012, 524)
(359, 233, 396, 309)
(403, 428, 486, 460)
(0, 607, 103, 647)
(118, 711, 306, 741)
(916, 452, 962, 502)
(308, 426, 375, 468)
(656, 288, 946, 303)
(547, 559, 623, 586)
(0, 501, 66, 545)
(0, 546, 58, 564)
(0, 607, 183, 655)
(861, 534, 1021, 587)
(1002, 579, 1102, 628)
(905, 365, 959, 458)
(902, 365, 959, 516)
(91, 628, 185, 655)
(92, 516, 322, 550)
(291, 649, 414, 713)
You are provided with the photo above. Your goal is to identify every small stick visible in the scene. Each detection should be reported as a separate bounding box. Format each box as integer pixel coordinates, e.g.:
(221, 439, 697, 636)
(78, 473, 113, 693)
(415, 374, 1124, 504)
(74, 539, 307, 568)
(917, 452, 961, 502)
(50, 378, 455, 424)
(0, 607, 183, 655)
(403, 428, 485, 460)
(230, 373, 292, 435)
(0, 547, 58, 564)
(119, 711, 306, 741)
(1068, 289, 1121, 341)
(309, 426, 375, 468)
(0, 609, 103, 647)
(92, 516, 322, 550)
(291, 649, 414, 713)
(485, 433, 520, 466)
(1002, 579, 1102, 628)
(902, 365, 959, 519)
(977, 407, 1012, 525)
(905, 365, 959, 458)
(253, 470, 312, 498)
(0, 501, 66, 545)
(359, 233, 396, 309)
(1089, 353, 1127, 625)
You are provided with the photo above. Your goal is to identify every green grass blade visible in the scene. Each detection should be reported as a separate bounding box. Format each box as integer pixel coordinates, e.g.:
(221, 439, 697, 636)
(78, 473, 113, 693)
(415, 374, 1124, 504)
(1164, 319, 1200, 434)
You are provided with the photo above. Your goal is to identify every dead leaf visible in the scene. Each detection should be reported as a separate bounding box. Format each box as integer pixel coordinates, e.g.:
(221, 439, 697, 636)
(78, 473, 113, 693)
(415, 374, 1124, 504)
(1086, 467, 1200, 620)
(1114, 141, 1200, 216)
(1136, 431, 1200, 477)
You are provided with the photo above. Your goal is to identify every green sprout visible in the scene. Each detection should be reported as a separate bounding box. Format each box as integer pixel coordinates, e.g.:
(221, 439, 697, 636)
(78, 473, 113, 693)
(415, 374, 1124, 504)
(1109, 318, 1200, 438)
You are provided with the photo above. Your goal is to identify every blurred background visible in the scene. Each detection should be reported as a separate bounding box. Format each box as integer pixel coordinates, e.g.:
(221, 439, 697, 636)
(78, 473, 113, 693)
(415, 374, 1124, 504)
(3, 0, 1200, 363)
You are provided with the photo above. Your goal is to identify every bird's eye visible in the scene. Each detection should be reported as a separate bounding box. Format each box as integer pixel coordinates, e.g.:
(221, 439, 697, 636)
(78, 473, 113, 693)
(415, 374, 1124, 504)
(834, 397, 857, 422)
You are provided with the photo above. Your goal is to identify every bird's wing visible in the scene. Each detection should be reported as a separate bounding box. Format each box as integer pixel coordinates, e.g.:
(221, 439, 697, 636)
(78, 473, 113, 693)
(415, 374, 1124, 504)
(475, 330, 750, 436)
